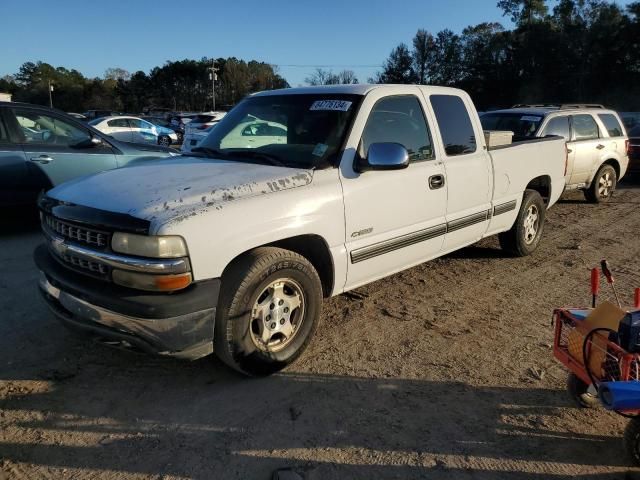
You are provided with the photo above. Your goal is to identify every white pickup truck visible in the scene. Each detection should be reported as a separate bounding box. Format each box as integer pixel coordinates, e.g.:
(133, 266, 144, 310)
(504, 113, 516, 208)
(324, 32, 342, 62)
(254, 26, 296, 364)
(35, 85, 566, 376)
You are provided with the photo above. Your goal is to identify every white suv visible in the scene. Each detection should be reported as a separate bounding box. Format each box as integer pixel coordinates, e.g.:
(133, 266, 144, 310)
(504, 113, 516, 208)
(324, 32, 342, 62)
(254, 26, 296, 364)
(481, 105, 629, 202)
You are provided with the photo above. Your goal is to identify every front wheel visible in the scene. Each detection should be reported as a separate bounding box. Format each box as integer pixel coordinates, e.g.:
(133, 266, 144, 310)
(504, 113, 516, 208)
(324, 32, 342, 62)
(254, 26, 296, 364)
(158, 135, 171, 147)
(498, 189, 546, 257)
(585, 164, 616, 203)
(215, 247, 323, 376)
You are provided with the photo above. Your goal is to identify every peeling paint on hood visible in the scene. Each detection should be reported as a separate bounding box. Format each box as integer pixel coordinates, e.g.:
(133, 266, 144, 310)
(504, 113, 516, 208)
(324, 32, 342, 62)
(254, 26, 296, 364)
(48, 156, 313, 229)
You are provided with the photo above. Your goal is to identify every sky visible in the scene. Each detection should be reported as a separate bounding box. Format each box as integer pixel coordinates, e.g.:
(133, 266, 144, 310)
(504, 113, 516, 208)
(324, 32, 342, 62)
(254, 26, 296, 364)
(0, 0, 635, 87)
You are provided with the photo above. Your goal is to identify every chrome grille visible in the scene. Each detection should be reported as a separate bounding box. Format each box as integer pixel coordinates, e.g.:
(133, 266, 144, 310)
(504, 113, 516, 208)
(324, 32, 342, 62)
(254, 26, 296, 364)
(61, 253, 109, 276)
(44, 215, 109, 248)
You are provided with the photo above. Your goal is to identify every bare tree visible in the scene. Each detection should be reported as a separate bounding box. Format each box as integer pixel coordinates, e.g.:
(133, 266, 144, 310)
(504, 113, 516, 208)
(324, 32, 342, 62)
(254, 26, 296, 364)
(412, 29, 436, 84)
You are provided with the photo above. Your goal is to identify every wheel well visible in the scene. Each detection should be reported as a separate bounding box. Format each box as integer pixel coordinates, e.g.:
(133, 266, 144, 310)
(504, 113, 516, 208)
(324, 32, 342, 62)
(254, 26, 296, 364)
(601, 159, 620, 178)
(525, 175, 551, 205)
(266, 235, 334, 297)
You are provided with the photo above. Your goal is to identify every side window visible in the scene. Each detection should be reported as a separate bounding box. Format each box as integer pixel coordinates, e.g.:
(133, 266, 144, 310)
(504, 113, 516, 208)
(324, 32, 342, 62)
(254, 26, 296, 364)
(541, 116, 570, 140)
(128, 119, 145, 129)
(13, 109, 90, 146)
(107, 118, 128, 128)
(361, 95, 434, 162)
(0, 116, 8, 143)
(430, 94, 477, 156)
(572, 114, 599, 141)
(598, 114, 624, 137)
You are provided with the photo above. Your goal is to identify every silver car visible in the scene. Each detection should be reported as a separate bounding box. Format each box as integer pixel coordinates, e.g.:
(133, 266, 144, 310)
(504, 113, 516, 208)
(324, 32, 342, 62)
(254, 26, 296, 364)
(481, 105, 629, 202)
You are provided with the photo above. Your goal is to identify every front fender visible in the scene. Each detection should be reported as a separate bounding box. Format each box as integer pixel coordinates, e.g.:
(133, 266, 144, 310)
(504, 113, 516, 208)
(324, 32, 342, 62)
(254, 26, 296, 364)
(156, 169, 347, 284)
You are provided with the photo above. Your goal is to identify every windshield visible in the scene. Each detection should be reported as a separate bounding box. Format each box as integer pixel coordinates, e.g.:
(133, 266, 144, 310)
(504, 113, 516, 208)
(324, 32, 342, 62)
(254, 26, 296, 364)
(480, 112, 543, 140)
(197, 93, 362, 169)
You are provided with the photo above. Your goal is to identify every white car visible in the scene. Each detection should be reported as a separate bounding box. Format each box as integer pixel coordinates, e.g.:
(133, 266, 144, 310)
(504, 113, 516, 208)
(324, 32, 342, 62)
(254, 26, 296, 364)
(181, 112, 227, 153)
(36, 84, 567, 376)
(90, 116, 178, 147)
(219, 120, 287, 149)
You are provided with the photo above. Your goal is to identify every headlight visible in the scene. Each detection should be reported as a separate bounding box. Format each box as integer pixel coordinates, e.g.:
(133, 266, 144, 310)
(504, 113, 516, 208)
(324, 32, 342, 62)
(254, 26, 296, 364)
(111, 233, 188, 258)
(112, 270, 192, 292)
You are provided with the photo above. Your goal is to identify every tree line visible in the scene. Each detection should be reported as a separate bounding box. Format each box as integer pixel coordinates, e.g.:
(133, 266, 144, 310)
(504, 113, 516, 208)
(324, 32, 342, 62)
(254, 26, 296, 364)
(1, 0, 638, 113)
(0, 58, 288, 113)
(367, 0, 640, 110)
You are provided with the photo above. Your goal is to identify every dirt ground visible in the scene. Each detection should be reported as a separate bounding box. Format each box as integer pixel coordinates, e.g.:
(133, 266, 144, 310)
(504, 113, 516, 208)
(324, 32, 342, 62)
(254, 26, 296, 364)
(2, 178, 640, 480)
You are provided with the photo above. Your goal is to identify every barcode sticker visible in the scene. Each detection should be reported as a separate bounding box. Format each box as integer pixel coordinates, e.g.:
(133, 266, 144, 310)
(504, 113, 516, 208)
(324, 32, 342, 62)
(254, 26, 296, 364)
(310, 100, 352, 112)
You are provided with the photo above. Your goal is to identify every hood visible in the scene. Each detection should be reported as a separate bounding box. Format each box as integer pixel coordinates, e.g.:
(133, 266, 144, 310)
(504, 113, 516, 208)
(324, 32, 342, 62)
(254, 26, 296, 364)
(48, 156, 314, 229)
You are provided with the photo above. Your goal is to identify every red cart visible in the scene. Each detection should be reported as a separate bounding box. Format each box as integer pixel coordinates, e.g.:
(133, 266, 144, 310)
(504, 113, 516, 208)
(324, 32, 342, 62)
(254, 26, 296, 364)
(553, 306, 640, 463)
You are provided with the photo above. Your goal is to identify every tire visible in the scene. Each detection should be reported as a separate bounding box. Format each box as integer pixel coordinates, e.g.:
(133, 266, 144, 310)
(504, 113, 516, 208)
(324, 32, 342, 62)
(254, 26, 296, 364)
(214, 247, 323, 376)
(566, 373, 600, 409)
(584, 164, 616, 203)
(625, 418, 640, 466)
(498, 189, 546, 257)
(158, 135, 171, 147)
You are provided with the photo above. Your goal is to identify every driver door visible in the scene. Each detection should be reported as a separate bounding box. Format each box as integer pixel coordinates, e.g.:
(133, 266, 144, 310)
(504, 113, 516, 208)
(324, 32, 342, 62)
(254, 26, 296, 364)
(9, 108, 117, 186)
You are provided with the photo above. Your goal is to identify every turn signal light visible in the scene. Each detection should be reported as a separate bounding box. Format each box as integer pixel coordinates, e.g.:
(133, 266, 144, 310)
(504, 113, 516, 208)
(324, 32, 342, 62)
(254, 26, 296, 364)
(112, 270, 192, 292)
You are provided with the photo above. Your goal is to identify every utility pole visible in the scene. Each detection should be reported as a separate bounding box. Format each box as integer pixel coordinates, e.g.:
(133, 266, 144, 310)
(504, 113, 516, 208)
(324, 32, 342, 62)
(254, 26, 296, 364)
(48, 79, 54, 108)
(208, 62, 218, 111)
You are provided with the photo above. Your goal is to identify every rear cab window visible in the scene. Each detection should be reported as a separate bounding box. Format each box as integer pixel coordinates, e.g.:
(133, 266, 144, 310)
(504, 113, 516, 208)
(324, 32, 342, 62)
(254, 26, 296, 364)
(430, 94, 477, 156)
(597, 113, 624, 137)
(361, 95, 434, 162)
(480, 112, 543, 141)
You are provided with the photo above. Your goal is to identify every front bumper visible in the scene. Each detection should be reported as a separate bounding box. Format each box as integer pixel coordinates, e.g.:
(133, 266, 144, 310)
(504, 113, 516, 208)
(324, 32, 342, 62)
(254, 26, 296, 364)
(35, 244, 219, 360)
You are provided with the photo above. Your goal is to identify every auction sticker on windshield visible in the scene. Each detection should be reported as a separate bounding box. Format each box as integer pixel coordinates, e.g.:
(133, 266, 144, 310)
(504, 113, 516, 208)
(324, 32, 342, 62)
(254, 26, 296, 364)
(310, 100, 352, 111)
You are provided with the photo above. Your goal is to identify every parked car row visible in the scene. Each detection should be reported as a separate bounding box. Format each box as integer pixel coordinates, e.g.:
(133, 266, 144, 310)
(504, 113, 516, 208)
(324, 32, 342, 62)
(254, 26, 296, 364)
(2, 85, 631, 377)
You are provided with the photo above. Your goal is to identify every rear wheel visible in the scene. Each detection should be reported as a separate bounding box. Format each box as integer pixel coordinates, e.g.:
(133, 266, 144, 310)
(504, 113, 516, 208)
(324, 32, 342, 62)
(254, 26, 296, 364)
(215, 247, 323, 376)
(585, 164, 616, 203)
(498, 190, 546, 257)
(625, 418, 640, 466)
(158, 135, 171, 147)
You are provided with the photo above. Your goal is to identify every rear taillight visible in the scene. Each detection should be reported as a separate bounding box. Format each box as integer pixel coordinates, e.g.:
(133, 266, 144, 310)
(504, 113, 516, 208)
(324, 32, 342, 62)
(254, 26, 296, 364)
(564, 144, 569, 176)
(626, 139, 630, 155)
(197, 124, 211, 130)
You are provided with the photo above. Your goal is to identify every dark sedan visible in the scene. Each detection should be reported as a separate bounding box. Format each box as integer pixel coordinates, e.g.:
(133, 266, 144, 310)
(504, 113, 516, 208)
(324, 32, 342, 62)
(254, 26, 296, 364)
(0, 102, 176, 207)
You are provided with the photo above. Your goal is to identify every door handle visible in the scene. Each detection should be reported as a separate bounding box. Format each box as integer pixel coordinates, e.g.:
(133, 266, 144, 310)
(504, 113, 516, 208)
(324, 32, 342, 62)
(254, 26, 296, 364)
(429, 174, 445, 190)
(566, 148, 573, 154)
(596, 144, 605, 150)
(29, 155, 54, 164)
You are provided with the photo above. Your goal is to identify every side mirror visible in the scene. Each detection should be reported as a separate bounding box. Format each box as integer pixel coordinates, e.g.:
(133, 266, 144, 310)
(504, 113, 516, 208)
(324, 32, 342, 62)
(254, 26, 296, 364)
(355, 142, 409, 173)
(71, 136, 102, 149)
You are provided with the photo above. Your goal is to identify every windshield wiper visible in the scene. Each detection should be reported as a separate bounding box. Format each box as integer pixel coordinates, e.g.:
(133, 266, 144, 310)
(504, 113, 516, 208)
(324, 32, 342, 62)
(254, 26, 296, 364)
(190, 146, 227, 158)
(225, 150, 287, 167)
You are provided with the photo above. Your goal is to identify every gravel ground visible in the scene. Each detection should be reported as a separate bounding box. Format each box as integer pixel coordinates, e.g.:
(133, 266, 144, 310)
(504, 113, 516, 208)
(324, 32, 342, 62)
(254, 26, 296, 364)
(1, 178, 640, 480)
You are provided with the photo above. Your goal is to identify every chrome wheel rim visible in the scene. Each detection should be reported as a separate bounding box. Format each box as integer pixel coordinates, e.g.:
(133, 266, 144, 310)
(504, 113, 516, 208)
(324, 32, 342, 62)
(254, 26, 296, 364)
(598, 172, 614, 198)
(523, 205, 539, 245)
(159, 136, 170, 146)
(250, 278, 305, 352)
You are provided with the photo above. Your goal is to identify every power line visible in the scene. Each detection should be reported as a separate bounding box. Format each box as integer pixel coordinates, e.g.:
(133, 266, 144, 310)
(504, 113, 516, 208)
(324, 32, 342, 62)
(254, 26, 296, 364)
(276, 64, 380, 68)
